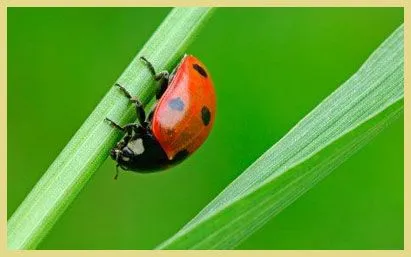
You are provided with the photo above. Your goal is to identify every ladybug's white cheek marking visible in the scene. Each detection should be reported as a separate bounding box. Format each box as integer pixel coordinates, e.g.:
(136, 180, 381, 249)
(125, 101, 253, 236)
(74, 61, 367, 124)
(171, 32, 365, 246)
(122, 156, 130, 162)
(128, 138, 145, 155)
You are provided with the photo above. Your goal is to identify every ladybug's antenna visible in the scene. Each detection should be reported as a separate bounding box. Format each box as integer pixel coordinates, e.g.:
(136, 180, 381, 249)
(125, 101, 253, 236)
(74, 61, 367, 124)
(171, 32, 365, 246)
(114, 165, 120, 180)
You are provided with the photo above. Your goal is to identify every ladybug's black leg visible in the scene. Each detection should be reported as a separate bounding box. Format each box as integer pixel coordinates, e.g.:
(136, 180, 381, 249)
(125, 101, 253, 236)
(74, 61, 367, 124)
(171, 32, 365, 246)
(140, 56, 169, 99)
(115, 83, 146, 127)
(114, 164, 121, 180)
(156, 79, 169, 99)
(144, 102, 158, 123)
(105, 118, 125, 132)
(105, 118, 147, 135)
(140, 56, 169, 81)
(146, 107, 155, 122)
(154, 71, 169, 82)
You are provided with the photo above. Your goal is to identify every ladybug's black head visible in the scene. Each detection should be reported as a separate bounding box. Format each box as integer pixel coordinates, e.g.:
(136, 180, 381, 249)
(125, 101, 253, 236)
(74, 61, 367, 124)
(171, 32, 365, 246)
(110, 140, 138, 162)
(110, 130, 171, 173)
(110, 147, 135, 163)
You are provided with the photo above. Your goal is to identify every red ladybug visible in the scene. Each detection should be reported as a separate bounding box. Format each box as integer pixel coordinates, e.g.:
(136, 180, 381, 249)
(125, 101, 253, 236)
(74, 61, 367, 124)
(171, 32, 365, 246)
(106, 54, 216, 178)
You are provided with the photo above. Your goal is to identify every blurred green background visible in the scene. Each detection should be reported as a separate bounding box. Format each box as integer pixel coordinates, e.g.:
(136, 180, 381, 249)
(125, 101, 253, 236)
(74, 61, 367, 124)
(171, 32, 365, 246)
(7, 8, 403, 249)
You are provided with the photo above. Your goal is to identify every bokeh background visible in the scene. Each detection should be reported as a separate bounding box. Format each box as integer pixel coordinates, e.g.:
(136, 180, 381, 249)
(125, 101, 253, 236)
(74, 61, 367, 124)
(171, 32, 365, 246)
(8, 8, 404, 249)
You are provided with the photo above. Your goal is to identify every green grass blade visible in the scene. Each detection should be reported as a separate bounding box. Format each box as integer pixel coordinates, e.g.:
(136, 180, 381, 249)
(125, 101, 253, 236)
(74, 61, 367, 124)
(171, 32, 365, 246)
(157, 24, 404, 250)
(7, 7, 215, 250)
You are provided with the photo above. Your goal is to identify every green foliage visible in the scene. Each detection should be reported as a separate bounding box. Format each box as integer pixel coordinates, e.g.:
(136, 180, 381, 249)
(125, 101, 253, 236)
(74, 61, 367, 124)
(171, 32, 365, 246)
(8, 8, 403, 250)
(7, 7, 214, 250)
(157, 24, 404, 249)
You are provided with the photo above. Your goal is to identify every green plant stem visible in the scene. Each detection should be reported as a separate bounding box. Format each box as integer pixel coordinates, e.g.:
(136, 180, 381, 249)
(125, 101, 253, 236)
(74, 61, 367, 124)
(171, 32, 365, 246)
(157, 24, 404, 249)
(7, 7, 214, 250)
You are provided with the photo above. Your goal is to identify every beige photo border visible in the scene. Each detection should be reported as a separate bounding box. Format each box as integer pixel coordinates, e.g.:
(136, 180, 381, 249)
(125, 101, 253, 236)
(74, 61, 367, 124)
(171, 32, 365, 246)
(0, 0, 408, 255)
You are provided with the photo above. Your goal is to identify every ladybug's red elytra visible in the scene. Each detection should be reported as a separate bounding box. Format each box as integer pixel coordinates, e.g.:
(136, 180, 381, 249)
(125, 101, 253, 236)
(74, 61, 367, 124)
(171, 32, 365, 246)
(106, 54, 216, 179)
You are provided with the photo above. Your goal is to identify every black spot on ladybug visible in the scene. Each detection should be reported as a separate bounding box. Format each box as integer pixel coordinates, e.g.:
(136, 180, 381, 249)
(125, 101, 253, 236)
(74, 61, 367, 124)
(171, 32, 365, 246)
(173, 149, 189, 162)
(193, 64, 208, 78)
(201, 106, 211, 126)
(168, 97, 185, 111)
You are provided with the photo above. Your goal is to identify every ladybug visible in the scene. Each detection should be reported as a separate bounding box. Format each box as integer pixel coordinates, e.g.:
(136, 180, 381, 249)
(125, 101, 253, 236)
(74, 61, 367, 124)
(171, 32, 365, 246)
(106, 54, 216, 179)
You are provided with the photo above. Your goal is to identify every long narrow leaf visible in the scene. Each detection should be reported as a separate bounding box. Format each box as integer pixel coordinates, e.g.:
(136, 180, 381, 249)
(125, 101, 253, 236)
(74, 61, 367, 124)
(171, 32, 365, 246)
(7, 7, 214, 250)
(157, 24, 404, 250)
